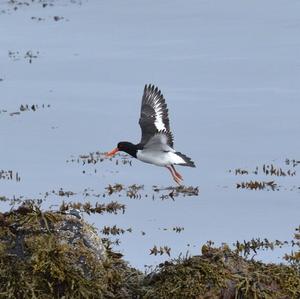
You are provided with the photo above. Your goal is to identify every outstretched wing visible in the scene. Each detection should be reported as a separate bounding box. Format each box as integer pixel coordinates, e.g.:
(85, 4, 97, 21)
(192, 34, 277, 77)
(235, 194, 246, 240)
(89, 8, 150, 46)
(138, 84, 174, 147)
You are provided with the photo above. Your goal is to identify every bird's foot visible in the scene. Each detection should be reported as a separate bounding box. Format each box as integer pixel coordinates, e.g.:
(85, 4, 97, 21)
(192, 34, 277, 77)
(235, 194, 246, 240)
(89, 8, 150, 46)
(173, 175, 182, 185)
(171, 165, 183, 182)
(166, 165, 183, 185)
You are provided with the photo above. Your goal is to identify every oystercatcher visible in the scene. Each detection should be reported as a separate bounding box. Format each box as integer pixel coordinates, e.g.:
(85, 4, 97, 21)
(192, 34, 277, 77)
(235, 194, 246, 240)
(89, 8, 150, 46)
(106, 84, 195, 184)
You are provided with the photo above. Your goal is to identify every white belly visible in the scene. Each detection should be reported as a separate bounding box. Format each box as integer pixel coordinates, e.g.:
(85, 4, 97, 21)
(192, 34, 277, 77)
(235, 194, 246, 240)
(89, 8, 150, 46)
(136, 150, 185, 166)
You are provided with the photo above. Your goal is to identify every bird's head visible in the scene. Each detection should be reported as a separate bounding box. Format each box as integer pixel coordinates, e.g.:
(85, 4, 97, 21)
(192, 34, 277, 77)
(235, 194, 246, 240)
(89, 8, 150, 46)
(106, 142, 138, 158)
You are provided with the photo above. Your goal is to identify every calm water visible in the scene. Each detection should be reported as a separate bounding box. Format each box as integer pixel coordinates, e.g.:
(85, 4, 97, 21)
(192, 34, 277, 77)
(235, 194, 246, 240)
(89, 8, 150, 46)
(1, 0, 300, 269)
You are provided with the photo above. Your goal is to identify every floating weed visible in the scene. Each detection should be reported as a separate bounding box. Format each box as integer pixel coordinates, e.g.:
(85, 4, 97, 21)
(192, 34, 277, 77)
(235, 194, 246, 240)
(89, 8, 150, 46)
(8, 50, 20, 60)
(19, 103, 50, 112)
(41, 184, 145, 202)
(232, 168, 249, 175)
(41, 187, 102, 200)
(24, 50, 39, 63)
(230, 163, 297, 177)
(236, 180, 278, 191)
(101, 225, 132, 236)
(0, 170, 21, 182)
(103, 237, 122, 247)
(59, 200, 126, 215)
(57, 188, 76, 197)
(1, 196, 41, 207)
(159, 226, 185, 233)
(5, 0, 82, 15)
(8, 50, 40, 63)
(1, 103, 51, 117)
(104, 183, 144, 199)
(103, 184, 198, 201)
(153, 185, 199, 199)
(105, 183, 124, 195)
(149, 245, 171, 257)
(262, 163, 296, 176)
(67, 151, 132, 166)
(0, 108, 7, 113)
(285, 158, 300, 168)
(31, 16, 45, 21)
(234, 238, 289, 259)
(230, 160, 300, 191)
(66, 152, 103, 164)
(172, 226, 185, 233)
(53, 15, 64, 21)
(126, 184, 144, 199)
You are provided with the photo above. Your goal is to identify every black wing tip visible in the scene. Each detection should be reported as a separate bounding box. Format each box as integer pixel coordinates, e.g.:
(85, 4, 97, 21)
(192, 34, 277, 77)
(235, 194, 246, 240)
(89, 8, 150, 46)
(175, 152, 196, 168)
(143, 84, 165, 105)
(145, 83, 161, 94)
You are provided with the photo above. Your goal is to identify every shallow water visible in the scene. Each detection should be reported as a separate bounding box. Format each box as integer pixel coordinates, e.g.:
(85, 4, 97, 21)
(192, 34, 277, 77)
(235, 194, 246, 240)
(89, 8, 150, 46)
(1, 0, 300, 269)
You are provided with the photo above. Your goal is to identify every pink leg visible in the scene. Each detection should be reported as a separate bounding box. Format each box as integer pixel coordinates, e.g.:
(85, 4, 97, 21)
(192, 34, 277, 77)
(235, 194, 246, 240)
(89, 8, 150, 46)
(171, 165, 183, 181)
(166, 166, 182, 185)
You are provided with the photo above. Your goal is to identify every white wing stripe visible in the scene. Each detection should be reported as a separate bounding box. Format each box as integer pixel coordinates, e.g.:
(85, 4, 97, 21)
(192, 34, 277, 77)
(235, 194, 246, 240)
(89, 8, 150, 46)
(153, 99, 167, 131)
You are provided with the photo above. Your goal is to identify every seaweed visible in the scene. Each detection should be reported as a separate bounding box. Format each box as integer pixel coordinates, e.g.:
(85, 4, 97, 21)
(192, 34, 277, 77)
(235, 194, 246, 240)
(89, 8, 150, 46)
(0, 203, 299, 298)
(141, 243, 300, 299)
(0, 202, 141, 299)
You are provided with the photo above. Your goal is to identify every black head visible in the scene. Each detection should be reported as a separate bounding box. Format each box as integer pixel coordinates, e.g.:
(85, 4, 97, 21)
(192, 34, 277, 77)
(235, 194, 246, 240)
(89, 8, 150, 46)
(117, 141, 138, 158)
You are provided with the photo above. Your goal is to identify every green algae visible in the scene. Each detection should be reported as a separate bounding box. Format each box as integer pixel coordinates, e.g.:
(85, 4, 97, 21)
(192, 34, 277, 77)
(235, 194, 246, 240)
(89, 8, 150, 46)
(0, 203, 141, 299)
(0, 203, 299, 299)
(141, 244, 300, 299)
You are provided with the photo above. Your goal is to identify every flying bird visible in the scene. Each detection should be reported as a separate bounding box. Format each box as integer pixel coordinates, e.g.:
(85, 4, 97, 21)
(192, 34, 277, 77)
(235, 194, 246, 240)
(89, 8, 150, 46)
(106, 84, 195, 184)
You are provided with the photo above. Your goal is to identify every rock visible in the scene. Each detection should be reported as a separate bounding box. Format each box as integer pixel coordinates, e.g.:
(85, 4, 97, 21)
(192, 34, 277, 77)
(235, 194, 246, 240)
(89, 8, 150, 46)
(0, 203, 119, 298)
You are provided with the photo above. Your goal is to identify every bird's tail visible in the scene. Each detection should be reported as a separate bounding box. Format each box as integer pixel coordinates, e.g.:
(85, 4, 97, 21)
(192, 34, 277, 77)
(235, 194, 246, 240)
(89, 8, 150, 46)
(175, 152, 196, 167)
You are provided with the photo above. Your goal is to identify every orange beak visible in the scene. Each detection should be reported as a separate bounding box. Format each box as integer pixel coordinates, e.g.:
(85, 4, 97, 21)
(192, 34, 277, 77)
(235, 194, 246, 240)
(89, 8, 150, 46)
(105, 148, 119, 157)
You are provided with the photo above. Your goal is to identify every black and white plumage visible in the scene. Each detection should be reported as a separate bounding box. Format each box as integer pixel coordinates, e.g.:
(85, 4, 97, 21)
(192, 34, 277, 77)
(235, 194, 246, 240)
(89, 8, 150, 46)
(106, 84, 195, 184)
(139, 85, 173, 147)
